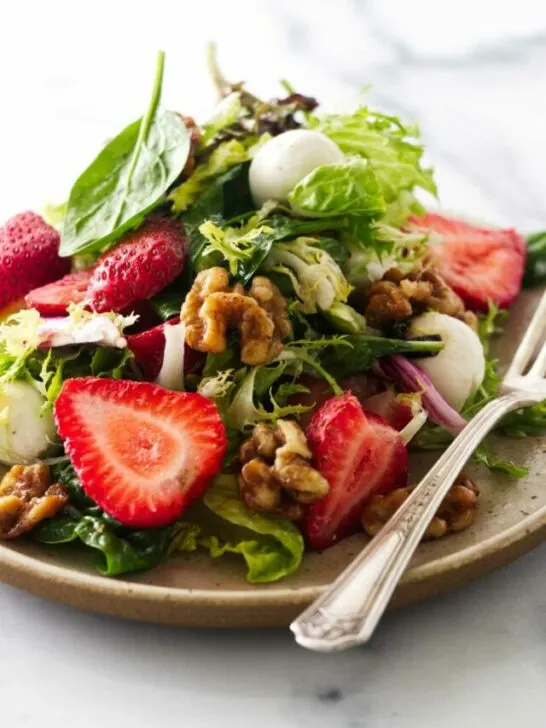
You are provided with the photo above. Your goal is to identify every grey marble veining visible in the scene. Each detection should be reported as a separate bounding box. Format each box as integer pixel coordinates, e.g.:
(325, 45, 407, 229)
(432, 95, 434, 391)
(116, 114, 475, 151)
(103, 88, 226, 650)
(0, 2, 545, 726)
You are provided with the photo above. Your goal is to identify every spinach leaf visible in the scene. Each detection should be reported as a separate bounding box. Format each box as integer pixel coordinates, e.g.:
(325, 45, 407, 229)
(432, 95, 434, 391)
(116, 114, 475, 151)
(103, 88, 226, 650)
(149, 287, 184, 321)
(33, 514, 172, 576)
(61, 51, 190, 257)
(288, 158, 385, 219)
(321, 334, 443, 379)
(34, 462, 173, 576)
(523, 231, 546, 287)
(51, 461, 98, 513)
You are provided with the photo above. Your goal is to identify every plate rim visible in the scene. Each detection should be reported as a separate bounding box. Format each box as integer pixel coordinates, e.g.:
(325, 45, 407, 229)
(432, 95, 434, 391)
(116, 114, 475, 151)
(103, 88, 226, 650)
(1, 501, 544, 610)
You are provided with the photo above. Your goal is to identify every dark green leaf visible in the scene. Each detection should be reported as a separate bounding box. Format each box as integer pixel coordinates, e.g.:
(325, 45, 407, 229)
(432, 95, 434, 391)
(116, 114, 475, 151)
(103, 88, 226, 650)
(473, 443, 529, 478)
(321, 334, 443, 379)
(51, 461, 98, 512)
(32, 517, 80, 544)
(61, 52, 190, 256)
(149, 287, 184, 321)
(523, 231, 546, 287)
(498, 399, 546, 438)
(74, 516, 172, 576)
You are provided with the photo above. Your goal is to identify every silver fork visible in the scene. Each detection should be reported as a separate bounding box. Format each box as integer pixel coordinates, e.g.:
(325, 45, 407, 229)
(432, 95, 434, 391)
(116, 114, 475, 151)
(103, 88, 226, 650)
(291, 290, 546, 652)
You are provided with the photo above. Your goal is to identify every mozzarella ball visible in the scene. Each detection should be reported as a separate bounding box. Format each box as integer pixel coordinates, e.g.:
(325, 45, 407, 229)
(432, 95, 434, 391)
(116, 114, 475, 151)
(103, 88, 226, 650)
(249, 129, 344, 207)
(409, 312, 485, 411)
(0, 382, 56, 464)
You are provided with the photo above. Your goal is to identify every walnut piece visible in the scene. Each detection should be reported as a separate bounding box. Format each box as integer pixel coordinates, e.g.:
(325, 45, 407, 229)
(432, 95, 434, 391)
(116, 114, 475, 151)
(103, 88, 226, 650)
(238, 420, 329, 520)
(361, 473, 479, 540)
(181, 268, 292, 365)
(364, 266, 478, 331)
(0, 464, 68, 539)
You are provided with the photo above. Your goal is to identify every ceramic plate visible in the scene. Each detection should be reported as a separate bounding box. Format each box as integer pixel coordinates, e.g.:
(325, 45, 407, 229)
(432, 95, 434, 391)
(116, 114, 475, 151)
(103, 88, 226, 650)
(0, 289, 545, 627)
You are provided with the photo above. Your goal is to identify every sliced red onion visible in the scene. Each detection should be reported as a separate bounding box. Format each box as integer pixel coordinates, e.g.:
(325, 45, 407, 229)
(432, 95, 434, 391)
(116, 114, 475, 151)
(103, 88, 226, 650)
(374, 354, 467, 435)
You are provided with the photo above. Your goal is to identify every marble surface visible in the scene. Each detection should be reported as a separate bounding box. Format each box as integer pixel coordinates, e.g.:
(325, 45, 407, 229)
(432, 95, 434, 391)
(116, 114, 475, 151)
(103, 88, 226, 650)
(1, 1, 546, 725)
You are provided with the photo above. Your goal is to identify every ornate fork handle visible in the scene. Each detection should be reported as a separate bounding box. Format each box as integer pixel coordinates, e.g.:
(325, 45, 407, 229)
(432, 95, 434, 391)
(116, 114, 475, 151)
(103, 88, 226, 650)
(290, 390, 542, 652)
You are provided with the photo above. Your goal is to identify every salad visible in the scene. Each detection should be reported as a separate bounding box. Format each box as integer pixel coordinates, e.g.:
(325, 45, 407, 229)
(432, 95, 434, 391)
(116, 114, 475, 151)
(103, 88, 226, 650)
(0, 49, 544, 585)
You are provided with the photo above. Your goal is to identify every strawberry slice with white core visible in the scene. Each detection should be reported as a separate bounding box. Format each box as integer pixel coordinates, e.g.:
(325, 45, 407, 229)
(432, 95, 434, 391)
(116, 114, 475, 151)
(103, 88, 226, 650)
(302, 392, 408, 550)
(408, 213, 525, 311)
(25, 269, 93, 316)
(54, 378, 226, 528)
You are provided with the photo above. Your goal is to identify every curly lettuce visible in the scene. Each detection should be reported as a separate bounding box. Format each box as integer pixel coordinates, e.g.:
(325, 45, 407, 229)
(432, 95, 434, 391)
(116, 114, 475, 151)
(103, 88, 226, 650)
(311, 106, 436, 224)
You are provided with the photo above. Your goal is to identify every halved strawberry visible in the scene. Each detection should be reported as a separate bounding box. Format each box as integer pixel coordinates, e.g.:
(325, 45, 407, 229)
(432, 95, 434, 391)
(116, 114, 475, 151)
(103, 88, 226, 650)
(126, 318, 203, 380)
(0, 211, 70, 309)
(87, 218, 188, 313)
(302, 392, 408, 549)
(54, 378, 226, 528)
(25, 269, 93, 316)
(408, 213, 525, 311)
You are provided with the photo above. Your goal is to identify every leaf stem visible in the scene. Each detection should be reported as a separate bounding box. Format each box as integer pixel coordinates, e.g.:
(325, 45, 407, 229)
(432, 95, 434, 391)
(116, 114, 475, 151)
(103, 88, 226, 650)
(112, 50, 165, 228)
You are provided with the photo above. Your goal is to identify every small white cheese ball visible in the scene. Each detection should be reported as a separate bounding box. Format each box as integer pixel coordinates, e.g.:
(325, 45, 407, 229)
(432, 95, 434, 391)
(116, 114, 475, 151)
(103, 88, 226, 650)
(249, 129, 345, 207)
(409, 312, 485, 412)
(0, 382, 56, 464)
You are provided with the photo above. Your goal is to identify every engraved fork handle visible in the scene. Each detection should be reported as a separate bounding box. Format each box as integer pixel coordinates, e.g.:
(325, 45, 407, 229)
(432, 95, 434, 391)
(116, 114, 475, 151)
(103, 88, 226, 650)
(290, 390, 542, 652)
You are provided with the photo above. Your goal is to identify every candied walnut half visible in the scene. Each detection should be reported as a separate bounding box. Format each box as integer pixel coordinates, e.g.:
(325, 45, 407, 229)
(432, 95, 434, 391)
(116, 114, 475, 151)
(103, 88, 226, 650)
(364, 265, 477, 331)
(238, 420, 329, 520)
(0, 464, 68, 539)
(361, 473, 479, 540)
(181, 268, 292, 365)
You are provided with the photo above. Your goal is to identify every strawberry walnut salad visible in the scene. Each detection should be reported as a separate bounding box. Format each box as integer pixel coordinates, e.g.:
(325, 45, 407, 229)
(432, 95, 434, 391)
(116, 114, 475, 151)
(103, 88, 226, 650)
(0, 49, 544, 584)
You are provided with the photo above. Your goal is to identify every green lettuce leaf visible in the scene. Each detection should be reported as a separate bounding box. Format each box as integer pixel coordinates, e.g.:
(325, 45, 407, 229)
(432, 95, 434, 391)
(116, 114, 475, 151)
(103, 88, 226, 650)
(262, 237, 352, 313)
(312, 106, 436, 225)
(171, 475, 304, 583)
(288, 158, 385, 219)
(197, 217, 276, 283)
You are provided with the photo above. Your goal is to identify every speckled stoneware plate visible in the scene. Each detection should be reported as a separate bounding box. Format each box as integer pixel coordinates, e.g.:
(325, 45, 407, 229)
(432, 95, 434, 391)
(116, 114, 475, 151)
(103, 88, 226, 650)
(0, 289, 545, 627)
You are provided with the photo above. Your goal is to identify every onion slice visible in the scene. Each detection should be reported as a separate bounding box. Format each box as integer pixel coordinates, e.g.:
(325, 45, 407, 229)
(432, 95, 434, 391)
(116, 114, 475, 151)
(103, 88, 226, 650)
(155, 322, 186, 391)
(375, 354, 467, 435)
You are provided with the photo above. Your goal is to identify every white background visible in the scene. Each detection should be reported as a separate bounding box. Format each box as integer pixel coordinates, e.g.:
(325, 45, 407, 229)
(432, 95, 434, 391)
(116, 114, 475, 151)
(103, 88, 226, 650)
(1, 1, 545, 726)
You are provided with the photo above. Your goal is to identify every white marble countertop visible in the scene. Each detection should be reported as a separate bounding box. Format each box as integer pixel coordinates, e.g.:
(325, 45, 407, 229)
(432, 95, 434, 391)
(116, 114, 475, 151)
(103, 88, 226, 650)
(1, 1, 545, 725)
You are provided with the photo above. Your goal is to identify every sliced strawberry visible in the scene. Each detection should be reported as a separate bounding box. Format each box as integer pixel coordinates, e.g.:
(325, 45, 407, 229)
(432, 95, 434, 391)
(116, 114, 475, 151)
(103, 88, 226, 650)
(408, 213, 525, 311)
(87, 218, 188, 313)
(302, 392, 408, 549)
(54, 378, 226, 528)
(126, 318, 203, 380)
(25, 269, 93, 316)
(0, 211, 70, 309)
(288, 374, 383, 429)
